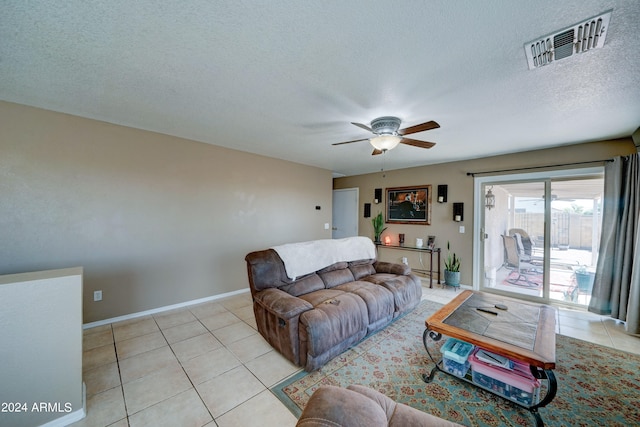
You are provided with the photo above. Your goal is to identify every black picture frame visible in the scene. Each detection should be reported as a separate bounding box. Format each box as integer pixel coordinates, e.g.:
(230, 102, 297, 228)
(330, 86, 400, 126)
(386, 185, 432, 225)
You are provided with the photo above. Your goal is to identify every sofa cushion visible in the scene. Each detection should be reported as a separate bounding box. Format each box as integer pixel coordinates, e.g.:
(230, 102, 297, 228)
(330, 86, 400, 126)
(319, 267, 356, 288)
(374, 261, 411, 275)
(363, 274, 422, 315)
(349, 262, 376, 280)
(299, 290, 368, 359)
(298, 288, 345, 306)
(333, 281, 394, 330)
(279, 273, 325, 297)
(317, 261, 349, 273)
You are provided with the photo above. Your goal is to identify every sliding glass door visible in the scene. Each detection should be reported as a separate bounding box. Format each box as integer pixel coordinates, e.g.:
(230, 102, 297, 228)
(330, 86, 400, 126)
(481, 180, 547, 299)
(474, 168, 604, 307)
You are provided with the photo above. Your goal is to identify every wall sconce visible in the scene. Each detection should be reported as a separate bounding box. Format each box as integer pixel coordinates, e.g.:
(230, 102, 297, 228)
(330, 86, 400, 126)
(437, 185, 448, 203)
(453, 203, 464, 222)
(364, 203, 371, 218)
(374, 188, 382, 204)
(485, 186, 495, 210)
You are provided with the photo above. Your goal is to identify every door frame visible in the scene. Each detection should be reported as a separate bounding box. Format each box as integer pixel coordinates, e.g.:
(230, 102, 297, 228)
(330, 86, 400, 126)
(472, 166, 604, 293)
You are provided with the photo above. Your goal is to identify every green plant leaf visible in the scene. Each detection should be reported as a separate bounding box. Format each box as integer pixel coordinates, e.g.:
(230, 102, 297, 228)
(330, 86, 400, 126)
(444, 241, 461, 272)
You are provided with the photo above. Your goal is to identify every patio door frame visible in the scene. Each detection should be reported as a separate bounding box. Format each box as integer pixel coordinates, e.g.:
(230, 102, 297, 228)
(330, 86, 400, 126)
(472, 166, 604, 303)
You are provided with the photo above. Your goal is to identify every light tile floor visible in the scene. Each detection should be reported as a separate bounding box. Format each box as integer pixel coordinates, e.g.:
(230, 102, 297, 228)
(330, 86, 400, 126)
(75, 283, 640, 427)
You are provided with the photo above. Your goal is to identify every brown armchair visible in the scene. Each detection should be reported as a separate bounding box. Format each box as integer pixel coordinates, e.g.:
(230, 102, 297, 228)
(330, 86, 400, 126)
(296, 385, 463, 427)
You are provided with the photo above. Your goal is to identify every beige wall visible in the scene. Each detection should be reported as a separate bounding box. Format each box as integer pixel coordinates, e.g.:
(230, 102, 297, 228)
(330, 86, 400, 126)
(0, 101, 333, 323)
(334, 138, 637, 285)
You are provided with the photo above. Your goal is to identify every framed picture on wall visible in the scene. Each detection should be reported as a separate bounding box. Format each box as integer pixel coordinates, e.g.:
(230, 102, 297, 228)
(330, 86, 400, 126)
(386, 185, 432, 225)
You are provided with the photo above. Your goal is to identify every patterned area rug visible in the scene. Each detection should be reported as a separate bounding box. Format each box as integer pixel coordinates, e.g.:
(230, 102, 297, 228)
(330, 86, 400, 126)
(271, 299, 640, 426)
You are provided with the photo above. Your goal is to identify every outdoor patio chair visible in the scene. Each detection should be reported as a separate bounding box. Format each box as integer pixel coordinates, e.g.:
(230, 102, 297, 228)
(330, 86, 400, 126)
(502, 234, 540, 287)
(508, 228, 544, 262)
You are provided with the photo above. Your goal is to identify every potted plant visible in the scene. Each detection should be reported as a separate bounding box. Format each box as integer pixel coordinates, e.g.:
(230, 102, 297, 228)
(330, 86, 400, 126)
(444, 241, 461, 288)
(574, 264, 595, 293)
(372, 212, 387, 244)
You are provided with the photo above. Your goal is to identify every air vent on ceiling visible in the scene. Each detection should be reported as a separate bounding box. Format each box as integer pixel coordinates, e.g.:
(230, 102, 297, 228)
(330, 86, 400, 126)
(524, 10, 612, 70)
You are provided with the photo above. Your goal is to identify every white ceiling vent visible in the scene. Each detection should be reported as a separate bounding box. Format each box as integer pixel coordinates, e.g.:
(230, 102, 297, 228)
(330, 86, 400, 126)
(524, 10, 612, 70)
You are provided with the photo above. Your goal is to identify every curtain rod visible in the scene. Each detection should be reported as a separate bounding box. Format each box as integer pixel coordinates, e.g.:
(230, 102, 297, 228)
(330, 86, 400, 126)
(466, 159, 613, 177)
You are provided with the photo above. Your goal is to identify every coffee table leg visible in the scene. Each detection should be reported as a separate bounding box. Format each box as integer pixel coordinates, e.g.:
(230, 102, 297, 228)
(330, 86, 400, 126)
(527, 367, 557, 427)
(421, 328, 443, 383)
(529, 367, 557, 408)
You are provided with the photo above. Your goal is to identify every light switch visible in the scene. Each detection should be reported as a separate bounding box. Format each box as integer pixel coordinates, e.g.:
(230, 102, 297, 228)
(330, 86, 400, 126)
(459, 226, 465, 233)
(324, 223, 330, 230)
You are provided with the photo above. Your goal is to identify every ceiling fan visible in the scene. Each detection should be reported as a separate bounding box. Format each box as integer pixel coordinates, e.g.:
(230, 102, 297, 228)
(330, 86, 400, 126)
(332, 116, 440, 155)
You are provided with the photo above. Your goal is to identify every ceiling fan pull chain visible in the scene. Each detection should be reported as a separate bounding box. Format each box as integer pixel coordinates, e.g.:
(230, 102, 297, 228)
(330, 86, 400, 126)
(381, 151, 386, 178)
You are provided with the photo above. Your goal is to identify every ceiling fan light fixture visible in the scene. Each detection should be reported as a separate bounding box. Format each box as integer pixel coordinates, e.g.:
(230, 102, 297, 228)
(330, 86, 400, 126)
(370, 135, 401, 151)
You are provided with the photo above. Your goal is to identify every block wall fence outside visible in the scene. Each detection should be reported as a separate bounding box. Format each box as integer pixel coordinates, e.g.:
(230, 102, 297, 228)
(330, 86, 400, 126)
(0, 268, 85, 427)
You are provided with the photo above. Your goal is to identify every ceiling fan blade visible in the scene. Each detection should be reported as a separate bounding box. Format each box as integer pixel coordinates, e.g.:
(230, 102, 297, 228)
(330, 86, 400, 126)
(400, 137, 436, 149)
(398, 120, 440, 136)
(372, 149, 383, 156)
(332, 138, 370, 146)
(351, 122, 373, 133)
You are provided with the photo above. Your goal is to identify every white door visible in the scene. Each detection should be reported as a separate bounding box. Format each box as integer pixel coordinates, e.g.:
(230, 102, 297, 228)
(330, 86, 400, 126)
(332, 188, 359, 239)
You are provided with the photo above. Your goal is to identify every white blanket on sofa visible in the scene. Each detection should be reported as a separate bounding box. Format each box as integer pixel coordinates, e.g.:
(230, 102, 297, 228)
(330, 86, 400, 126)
(271, 236, 376, 280)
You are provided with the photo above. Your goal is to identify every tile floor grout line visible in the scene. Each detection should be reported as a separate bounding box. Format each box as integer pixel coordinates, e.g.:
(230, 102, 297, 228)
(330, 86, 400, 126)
(111, 323, 130, 427)
(119, 315, 179, 423)
(167, 309, 272, 425)
(161, 318, 217, 427)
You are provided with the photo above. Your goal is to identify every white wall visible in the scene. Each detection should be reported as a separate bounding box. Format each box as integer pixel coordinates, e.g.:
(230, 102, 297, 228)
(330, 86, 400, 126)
(0, 268, 84, 427)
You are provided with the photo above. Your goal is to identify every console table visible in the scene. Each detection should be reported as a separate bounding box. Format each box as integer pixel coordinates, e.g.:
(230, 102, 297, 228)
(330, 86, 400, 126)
(376, 243, 441, 288)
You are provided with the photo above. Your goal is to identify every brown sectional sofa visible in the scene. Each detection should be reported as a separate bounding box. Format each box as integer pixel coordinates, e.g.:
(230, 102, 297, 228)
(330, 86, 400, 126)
(245, 237, 422, 371)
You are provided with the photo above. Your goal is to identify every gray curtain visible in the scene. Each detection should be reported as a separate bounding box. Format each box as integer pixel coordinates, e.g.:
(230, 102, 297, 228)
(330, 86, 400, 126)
(589, 154, 640, 334)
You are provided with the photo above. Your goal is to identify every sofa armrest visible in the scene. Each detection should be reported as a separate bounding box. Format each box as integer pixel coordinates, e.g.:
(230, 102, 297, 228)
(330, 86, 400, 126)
(347, 385, 464, 427)
(254, 288, 313, 320)
(373, 261, 411, 275)
(297, 385, 464, 427)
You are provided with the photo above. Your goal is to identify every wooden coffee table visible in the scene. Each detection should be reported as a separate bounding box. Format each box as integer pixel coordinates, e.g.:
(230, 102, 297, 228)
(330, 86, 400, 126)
(422, 290, 557, 427)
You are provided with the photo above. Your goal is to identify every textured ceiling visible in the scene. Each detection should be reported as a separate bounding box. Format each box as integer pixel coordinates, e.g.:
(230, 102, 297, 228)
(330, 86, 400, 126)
(1, 1, 639, 176)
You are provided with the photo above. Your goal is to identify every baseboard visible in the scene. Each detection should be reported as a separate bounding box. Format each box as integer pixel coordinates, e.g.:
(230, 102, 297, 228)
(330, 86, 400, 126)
(37, 383, 86, 426)
(83, 288, 250, 330)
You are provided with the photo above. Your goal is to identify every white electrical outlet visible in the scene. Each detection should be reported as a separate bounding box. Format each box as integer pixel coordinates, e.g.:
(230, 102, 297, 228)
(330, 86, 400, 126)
(94, 290, 103, 301)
